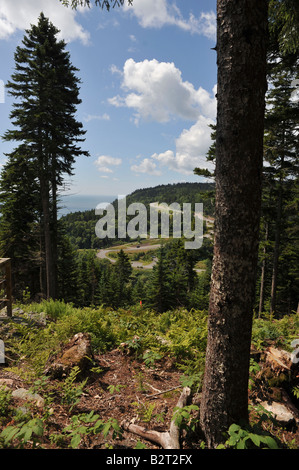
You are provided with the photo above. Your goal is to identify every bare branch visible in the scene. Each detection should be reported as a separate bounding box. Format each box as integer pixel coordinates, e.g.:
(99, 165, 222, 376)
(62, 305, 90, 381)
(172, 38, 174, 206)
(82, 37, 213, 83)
(122, 387, 191, 449)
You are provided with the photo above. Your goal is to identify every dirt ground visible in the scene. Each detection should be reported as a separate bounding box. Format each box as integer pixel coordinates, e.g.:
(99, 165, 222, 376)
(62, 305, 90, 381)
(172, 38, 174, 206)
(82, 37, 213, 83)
(0, 348, 203, 449)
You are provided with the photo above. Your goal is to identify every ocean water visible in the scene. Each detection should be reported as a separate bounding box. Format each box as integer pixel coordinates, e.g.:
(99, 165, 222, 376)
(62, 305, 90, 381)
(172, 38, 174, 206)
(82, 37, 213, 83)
(58, 194, 117, 217)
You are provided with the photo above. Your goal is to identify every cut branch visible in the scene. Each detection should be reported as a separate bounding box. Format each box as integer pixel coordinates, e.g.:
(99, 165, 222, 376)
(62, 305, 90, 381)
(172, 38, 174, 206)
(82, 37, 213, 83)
(145, 385, 181, 399)
(121, 386, 191, 449)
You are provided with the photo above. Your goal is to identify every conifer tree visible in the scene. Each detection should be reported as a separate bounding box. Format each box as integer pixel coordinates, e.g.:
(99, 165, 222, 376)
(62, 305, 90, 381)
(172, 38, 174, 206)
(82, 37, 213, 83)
(1, 13, 89, 299)
(113, 249, 132, 307)
(57, 233, 79, 303)
(263, 58, 298, 314)
(146, 248, 172, 313)
(0, 147, 40, 296)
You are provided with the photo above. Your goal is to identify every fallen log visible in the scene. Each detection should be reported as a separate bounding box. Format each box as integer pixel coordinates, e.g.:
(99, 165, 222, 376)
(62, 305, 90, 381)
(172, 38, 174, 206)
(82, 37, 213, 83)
(121, 386, 191, 449)
(266, 347, 293, 372)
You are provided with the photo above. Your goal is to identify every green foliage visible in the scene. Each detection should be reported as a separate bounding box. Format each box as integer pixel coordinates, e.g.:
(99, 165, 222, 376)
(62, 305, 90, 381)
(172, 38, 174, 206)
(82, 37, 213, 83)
(252, 312, 299, 350)
(132, 401, 157, 424)
(107, 384, 126, 394)
(0, 12, 89, 299)
(0, 387, 12, 418)
(1, 298, 298, 449)
(172, 404, 199, 433)
(249, 359, 261, 391)
(61, 411, 123, 449)
(219, 423, 279, 449)
(142, 350, 162, 368)
(179, 372, 203, 393)
(8, 302, 118, 374)
(135, 441, 147, 449)
(60, 367, 87, 411)
(0, 418, 44, 449)
(291, 386, 299, 400)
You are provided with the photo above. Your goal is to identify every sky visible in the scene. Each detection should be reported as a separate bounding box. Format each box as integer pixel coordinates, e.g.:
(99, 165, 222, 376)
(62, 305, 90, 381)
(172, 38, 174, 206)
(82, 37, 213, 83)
(0, 0, 217, 204)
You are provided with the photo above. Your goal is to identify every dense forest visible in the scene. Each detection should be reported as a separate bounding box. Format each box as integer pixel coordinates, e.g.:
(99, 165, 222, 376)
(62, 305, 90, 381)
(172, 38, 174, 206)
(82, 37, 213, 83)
(0, 0, 298, 453)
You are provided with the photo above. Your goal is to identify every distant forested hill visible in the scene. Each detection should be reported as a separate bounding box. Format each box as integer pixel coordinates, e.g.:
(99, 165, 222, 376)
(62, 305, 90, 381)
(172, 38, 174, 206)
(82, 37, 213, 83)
(126, 182, 215, 212)
(60, 182, 215, 249)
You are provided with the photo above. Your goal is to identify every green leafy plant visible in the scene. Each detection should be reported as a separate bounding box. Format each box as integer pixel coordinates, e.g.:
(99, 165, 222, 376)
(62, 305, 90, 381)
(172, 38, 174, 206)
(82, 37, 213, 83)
(62, 411, 123, 449)
(142, 350, 162, 368)
(134, 371, 148, 393)
(60, 366, 87, 411)
(219, 423, 279, 449)
(291, 385, 299, 399)
(172, 404, 199, 433)
(0, 386, 12, 418)
(249, 358, 261, 390)
(107, 384, 126, 394)
(132, 401, 156, 424)
(135, 441, 147, 449)
(0, 418, 44, 449)
(179, 372, 202, 393)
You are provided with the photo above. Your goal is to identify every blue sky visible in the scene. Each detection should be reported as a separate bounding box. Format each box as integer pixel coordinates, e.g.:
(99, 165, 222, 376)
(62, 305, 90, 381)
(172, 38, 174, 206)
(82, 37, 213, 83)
(0, 0, 217, 201)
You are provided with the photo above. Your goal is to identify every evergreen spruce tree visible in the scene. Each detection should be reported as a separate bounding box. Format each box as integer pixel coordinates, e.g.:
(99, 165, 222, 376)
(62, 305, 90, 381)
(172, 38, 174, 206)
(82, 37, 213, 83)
(0, 147, 40, 297)
(146, 248, 172, 313)
(1, 13, 89, 299)
(57, 233, 79, 304)
(113, 249, 132, 307)
(263, 59, 299, 315)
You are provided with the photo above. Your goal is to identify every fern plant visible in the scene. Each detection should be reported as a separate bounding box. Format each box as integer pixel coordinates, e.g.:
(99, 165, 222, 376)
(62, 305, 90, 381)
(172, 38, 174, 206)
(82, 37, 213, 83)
(132, 401, 156, 423)
(60, 366, 87, 411)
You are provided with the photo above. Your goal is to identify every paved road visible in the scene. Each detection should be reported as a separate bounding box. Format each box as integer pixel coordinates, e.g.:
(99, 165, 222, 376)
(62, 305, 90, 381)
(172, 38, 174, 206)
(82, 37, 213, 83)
(97, 244, 161, 269)
(96, 243, 204, 272)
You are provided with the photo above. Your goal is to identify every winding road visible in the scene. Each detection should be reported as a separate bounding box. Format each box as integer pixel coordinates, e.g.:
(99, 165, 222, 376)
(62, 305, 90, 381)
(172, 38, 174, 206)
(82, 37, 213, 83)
(96, 242, 205, 272)
(97, 244, 160, 269)
(96, 208, 214, 272)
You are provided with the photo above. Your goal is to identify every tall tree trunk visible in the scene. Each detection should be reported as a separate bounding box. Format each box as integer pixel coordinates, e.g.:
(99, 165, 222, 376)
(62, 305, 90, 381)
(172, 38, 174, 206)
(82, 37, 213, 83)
(259, 221, 269, 317)
(200, 0, 268, 448)
(270, 154, 284, 315)
(50, 169, 58, 300)
(41, 176, 55, 299)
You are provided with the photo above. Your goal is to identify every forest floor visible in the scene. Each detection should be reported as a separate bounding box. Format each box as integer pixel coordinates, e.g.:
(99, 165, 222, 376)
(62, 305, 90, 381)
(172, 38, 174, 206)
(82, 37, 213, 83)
(0, 346, 201, 450)
(0, 305, 299, 450)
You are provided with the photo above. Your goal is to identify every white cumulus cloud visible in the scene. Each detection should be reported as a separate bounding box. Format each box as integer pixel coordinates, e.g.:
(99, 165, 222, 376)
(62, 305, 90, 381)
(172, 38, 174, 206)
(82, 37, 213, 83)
(109, 58, 216, 124)
(152, 116, 215, 175)
(94, 155, 122, 173)
(123, 0, 216, 40)
(0, 0, 90, 44)
(131, 158, 161, 176)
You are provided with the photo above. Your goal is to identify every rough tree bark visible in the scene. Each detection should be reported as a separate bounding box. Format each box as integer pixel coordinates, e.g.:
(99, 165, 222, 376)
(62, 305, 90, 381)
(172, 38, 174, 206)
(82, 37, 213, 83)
(200, 0, 269, 448)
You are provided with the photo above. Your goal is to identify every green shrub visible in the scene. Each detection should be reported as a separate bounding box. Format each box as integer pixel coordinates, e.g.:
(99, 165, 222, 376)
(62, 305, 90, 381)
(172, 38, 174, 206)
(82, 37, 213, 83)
(219, 423, 279, 449)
